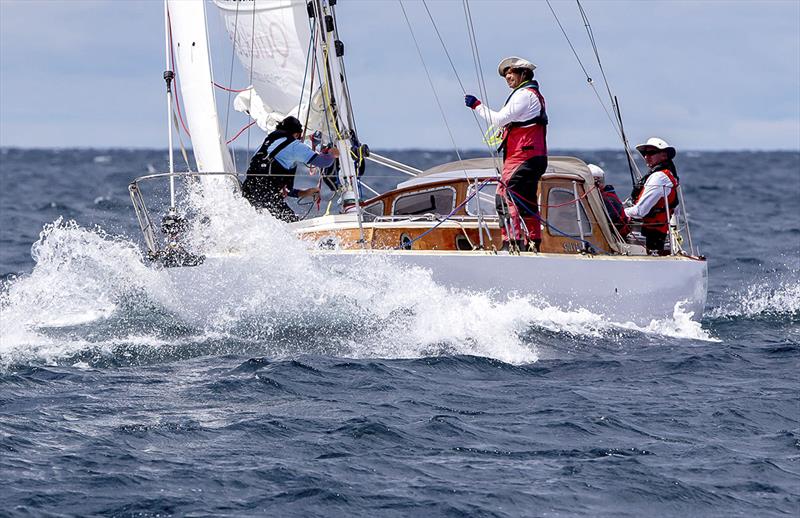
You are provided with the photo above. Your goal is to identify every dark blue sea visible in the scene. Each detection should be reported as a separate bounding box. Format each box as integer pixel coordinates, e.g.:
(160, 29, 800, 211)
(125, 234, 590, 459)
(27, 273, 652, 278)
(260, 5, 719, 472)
(1, 148, 798, 517)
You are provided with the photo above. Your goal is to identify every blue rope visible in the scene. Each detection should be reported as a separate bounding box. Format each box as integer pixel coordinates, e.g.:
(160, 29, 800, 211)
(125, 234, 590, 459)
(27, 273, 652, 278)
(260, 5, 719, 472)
(395, 178, 610, 254)
(398, 179, 493, 249)
(505, 189, 609, 254)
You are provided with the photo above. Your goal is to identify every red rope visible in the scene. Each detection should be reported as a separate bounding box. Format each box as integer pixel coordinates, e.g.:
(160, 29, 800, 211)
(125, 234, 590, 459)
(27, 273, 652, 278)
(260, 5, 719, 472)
(503, 181, 599, 209)
(226, 121, 257, 145)
(213, 82, 251, 93)
(542, 183, 599, 208)
(167, 10, 191, 138)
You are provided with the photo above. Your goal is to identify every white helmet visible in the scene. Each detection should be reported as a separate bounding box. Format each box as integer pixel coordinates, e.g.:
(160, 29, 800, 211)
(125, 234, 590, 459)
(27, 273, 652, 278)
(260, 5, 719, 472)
(587, 164, 605, 182)
(635, 137, 676, 159)
(497, 56, 537, 77)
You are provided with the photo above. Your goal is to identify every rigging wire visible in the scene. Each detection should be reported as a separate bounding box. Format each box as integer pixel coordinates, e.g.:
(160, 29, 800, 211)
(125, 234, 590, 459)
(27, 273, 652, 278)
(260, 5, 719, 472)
(421, 0, 467, 93)
(544, 0, 621, 138)
(420, 0, 496, 145)
(576, 0, 642, 182)
(358, 180, 380, 197)
(330, 2, 359, 135)
(461, 0, 503, 245)
(577, 0, 614, 110)
(416, 0, 510, 241)
(398, 0, 466, 166)
(222, 0, 241, 164)
(462, 0, 493, 130)
(297, 17, 316, 127)
(245, 0, 258, 160)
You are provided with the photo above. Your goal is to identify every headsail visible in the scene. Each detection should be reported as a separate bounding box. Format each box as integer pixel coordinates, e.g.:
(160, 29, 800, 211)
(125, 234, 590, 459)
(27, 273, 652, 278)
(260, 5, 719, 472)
(167, 0, 234, 173)
(212, 0, 323, 131)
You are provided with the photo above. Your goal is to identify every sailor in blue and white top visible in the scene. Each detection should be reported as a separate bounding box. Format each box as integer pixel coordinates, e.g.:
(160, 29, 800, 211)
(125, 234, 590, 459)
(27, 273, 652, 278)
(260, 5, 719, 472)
(242, 116, 339, 222)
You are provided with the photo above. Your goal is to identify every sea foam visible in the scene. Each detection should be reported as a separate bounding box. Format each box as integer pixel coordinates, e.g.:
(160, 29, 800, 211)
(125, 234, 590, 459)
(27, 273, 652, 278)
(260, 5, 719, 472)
(1, 188, 717, 368)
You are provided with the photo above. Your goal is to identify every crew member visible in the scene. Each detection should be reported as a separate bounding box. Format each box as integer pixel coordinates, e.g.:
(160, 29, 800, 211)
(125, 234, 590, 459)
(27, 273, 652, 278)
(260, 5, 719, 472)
(588, 164, 630, 238)
(241, 116, 339, 222)
(626, 137, 679, 254)
(464, 56, 547, 251)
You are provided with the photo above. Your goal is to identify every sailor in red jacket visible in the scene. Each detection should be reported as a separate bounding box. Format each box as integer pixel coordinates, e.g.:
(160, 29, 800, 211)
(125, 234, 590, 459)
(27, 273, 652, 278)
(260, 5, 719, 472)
(626, 137, 680, 254)
(588, 164, 631, 238)
(465, 56, 547, 252)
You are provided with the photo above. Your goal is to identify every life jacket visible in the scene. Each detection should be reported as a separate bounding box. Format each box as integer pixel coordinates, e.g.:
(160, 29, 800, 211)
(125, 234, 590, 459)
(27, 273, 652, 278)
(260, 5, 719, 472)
(241, 130, 297, 205)
(498, 80, 548, 162)
(601, 185, 631, 237)
(633, 166, 679, 234)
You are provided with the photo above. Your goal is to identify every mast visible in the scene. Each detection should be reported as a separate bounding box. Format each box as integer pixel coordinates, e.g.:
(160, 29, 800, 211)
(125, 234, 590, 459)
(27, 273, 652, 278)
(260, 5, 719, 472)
(309, 0, 367, 247)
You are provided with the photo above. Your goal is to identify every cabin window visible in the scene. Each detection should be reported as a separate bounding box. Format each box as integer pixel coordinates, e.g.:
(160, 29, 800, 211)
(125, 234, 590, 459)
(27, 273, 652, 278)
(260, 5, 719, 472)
(546, 187, 592, 237)
(466, 182, 497, 216)
(362, 201, 384, 221)
(393, 187, 455, 216)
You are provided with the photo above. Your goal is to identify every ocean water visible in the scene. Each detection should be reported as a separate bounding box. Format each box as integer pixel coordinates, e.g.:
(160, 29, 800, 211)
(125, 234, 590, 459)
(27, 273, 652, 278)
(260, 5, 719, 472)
(0, 148, 798, 517)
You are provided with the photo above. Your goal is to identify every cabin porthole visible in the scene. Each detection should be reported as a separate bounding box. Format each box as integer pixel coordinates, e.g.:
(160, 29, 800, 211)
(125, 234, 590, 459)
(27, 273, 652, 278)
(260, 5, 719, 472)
(400, 233, 413, 250)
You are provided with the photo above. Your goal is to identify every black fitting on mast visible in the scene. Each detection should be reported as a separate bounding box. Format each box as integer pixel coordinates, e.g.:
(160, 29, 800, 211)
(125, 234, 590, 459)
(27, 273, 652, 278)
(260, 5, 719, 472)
(306, 1, 314, 18)
(334, 40, 344, 57)
(325, 15, 334, 32)
(163, 70, 174, 93)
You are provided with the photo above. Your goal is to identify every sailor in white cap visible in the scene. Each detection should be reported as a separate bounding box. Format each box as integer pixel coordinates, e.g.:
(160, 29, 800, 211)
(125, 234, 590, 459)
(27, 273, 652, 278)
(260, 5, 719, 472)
(463, 57, 548, 251)
(626, 137, 680, 253)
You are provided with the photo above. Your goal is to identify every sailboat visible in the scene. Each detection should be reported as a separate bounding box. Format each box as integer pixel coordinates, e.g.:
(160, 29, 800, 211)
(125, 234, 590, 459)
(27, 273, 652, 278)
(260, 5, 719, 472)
(129, 0, 707, 326)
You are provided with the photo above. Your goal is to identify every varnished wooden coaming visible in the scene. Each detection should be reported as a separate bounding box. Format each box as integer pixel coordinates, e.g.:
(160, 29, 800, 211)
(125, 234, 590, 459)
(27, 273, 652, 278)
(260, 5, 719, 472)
(295, 176, 614, 254)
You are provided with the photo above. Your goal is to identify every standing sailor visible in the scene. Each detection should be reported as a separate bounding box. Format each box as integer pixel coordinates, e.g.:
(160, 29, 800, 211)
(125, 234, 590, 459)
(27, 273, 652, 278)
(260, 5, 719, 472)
(464, 56, 548, 251)
(626, 137, 680, 254)
(241, 116, 339, 222)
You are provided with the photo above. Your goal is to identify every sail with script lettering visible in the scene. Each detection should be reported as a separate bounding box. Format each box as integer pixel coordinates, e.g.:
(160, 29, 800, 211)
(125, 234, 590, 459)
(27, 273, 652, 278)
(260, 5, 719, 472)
(212, 0, 324, 131)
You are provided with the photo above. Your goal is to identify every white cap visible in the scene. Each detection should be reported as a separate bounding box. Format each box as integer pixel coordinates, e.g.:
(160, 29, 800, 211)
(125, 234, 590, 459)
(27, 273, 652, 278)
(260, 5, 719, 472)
(635, 137, 676, 159)
(587, 164, 605, 182)
(497, 56, 537, 77)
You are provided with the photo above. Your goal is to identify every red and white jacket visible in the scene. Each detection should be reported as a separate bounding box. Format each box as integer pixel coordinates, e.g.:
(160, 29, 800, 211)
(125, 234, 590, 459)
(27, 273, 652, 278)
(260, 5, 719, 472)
(474, 81, 547, 167)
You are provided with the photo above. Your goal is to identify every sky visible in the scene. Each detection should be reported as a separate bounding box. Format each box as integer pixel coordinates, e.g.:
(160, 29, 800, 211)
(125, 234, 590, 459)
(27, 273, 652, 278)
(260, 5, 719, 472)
(1, 0, 799, 151)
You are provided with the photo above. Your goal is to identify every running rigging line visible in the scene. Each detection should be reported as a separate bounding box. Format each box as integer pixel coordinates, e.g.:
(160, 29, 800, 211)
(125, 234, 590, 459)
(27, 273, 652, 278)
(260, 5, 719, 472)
(544, 0, 621, 138)
(245, 0, 258, 159)
(222, 0, 241, 170)
(462, 0, 493, 131)
(576, 0, 642, 183)
(408, 0, 510, 241)
(420, 0, 499, 155)
(546, 0, 643, 184)
(397, 0, 466, 166)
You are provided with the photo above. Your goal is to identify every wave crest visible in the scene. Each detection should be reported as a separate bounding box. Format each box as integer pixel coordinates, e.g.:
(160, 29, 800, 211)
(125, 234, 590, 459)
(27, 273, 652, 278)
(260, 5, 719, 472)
(710, 276, 800, 320)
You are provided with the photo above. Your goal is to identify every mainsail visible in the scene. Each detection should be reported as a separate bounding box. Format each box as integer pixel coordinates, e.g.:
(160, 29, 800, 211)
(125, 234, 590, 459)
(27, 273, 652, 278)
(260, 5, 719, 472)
(212, 0, 323, 131)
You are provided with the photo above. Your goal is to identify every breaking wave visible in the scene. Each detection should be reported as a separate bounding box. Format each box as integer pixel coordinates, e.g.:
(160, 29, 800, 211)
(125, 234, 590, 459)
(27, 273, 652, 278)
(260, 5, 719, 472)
(710, 275, 800, 320)
(1, 189, 715, 369)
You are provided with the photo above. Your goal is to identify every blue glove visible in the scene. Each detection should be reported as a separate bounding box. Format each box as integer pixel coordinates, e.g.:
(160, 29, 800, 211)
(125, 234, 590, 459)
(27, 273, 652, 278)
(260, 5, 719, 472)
(464, 94, 481, 109)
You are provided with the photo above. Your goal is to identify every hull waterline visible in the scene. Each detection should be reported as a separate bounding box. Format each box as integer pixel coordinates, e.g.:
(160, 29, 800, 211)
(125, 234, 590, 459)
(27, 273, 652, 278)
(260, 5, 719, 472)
(157, 250, 707, 327)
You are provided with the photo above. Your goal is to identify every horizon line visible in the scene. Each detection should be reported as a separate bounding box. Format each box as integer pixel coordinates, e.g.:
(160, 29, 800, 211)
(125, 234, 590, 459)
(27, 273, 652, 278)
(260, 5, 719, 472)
(2, 146, 799, 153)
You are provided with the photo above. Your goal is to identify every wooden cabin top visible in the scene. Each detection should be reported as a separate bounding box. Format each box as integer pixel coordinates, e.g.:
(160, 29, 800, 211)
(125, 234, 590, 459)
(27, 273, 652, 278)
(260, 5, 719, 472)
(292, 156, 643, 255)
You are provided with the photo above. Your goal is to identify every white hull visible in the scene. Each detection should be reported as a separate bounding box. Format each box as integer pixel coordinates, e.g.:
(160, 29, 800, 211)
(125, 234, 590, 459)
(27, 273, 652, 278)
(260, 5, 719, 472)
(160, 250, 707, 327)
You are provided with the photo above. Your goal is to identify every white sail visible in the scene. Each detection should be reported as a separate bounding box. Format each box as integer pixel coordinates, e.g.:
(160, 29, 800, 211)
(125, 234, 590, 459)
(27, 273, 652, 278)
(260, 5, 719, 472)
(167, 0, 234, 173)
(212, 0, 322, 131)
